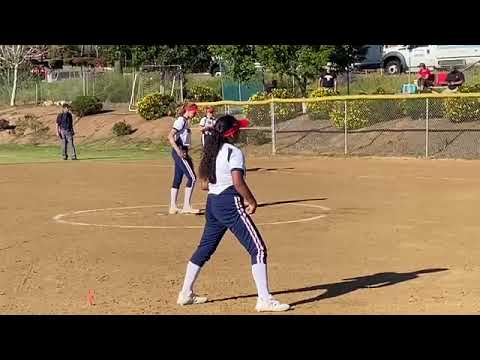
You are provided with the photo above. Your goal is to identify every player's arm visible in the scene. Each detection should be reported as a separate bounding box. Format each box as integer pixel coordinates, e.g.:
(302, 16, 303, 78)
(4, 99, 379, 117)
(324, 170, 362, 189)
(69, 113, 75, 136)
(55, 115, 62, 138)
(167, 128, 185, 158)
(199, 118, 206, 133)
(232, 170, 257, 215)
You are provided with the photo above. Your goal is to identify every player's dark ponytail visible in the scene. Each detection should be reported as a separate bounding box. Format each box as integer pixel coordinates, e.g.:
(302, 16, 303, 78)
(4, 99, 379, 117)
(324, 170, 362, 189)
(199, 115, 237, 184)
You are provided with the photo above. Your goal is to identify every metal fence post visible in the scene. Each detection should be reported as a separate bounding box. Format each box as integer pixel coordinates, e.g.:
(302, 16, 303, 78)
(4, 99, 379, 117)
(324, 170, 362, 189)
(179, 71, 184, 103)
(425, 98, 429, 158)
(270, 101, 276, 155)
(344, 100, 348, 155)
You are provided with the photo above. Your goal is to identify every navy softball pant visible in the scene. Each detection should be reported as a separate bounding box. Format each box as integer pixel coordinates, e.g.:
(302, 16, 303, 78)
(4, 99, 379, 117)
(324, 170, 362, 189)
(190, 186, 267, 266)
(172, 148, 196, 189)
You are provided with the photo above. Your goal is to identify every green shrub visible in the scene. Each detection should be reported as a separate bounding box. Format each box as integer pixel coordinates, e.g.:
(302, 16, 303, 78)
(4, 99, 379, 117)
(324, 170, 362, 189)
(402, 99, 426, 120)
(444, 84, 480, 123)
(137, 93, 176, 120)
(362, 88, 402, 123)
(460, 84, 480, 93)
(306, 88, 337, 120)
(71, 96, 103, 117)
(374, 87, 387, 94)
(402, 98, 445, 120)
(444, 98, 480, 123)
(112, 121, 133, 136)
(186, 85, 221, 102)
(243, 88, 300, 126)
(329, 100, 371, 130)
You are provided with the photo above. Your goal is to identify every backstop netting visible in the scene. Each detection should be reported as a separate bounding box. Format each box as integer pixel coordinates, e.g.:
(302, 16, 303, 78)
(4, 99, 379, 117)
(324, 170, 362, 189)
(129, 65, 183, 111)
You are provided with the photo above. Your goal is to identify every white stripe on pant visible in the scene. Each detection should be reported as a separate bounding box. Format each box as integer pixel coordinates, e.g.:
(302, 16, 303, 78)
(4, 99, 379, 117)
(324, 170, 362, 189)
(234, 196, 265, 264)
(181, 158, 196, 184)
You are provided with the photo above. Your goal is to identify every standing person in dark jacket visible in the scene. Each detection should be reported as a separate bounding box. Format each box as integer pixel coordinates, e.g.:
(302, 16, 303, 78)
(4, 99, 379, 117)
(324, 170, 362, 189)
(56, 104, 77, 160)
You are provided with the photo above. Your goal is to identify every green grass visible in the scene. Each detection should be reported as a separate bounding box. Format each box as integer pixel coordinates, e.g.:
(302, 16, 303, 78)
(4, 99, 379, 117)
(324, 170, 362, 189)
(336, 73, 411, 95)
(0, 142, 170, 164)
(184, 73, 222, 94)
(335, 68, 480, 96)
(4, 67, 480, 108)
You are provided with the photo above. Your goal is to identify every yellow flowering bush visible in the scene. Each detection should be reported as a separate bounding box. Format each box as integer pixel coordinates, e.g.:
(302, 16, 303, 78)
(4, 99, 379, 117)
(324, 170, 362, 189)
(243, 88, 301, 126)
(329, 100, 371, 130)
(307, 88, 337, 119)
(444, 85, 480, 123)
(137, 93, 176, 120)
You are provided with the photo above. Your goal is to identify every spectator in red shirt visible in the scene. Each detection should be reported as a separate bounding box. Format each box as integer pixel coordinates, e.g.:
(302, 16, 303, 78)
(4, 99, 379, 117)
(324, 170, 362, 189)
(417, 63, 433, 90)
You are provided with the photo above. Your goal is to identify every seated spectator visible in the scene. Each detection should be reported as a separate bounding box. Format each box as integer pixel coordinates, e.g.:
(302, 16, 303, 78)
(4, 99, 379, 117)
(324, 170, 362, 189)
(446, 67, 465, 92)
(318, 63, 337, 93)
(417, 63, 433, 90)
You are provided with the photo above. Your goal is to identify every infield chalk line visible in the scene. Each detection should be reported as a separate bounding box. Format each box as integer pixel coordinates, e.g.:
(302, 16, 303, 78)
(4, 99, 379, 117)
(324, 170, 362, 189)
(52, 203, 330, 230)
(357, 175, 470, 182)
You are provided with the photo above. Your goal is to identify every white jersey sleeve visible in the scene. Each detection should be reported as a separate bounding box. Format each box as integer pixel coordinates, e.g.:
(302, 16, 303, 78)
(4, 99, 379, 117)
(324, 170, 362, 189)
(173, 117, 186, 131)
(228, 146, 245, 173)
(199, 117, 207, 127)
(208, 143, 246, 195)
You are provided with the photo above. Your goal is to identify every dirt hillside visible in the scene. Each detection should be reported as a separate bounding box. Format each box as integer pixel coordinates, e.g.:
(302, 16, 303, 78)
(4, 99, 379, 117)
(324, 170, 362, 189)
(0, 105, 191, 145)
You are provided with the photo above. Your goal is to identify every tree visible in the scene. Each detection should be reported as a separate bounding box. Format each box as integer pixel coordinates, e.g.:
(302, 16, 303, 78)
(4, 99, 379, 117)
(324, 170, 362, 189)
(208, 45, 257, 82)
(98, 45, 213, 73)
(0, 45, 45, 106)
(329, 45, 368, 70)
(256, 45, 341, 96)
(207, 45, 365, 96)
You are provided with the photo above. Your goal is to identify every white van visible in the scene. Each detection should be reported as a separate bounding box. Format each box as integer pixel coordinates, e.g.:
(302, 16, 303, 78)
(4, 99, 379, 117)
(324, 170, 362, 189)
(382, 45, 480, 74)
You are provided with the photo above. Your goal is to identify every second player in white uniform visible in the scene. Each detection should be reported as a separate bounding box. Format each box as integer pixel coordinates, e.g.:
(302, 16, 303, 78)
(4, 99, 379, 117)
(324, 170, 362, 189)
(199, 107, 216, 148)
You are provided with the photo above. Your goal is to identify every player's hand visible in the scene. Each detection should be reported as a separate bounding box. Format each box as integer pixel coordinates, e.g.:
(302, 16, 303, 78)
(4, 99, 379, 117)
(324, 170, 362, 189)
(245, 200, 257, 215)
(200, 179, 209, 191)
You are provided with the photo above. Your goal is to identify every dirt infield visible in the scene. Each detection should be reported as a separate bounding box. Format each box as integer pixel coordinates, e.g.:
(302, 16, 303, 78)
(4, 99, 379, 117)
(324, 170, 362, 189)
(2, 156, 480, 314)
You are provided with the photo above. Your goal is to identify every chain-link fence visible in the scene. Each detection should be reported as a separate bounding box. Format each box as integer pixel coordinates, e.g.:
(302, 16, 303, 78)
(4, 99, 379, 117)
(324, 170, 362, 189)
(198, 93, 480, 159)
(0, 70, 136, 106)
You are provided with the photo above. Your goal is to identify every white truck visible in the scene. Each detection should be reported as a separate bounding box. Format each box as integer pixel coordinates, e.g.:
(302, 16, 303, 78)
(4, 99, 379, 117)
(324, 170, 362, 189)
(382, 45, 480, 74)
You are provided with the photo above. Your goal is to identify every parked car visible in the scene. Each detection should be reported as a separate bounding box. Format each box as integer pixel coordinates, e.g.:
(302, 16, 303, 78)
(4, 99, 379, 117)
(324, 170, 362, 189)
(382, 45, 480, 74)
(354, 45, 383, 70)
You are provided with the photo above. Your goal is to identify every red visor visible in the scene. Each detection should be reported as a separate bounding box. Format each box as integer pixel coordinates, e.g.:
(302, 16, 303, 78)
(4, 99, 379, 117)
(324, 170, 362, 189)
(223, 118, 250, 138)
(186, 104, 198, 112)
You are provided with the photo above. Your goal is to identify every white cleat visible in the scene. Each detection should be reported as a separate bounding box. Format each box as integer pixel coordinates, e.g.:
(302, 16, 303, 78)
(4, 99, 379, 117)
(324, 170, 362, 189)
(180, 207, 201, 215)
(169, 207, 180, 215)
(255, 297, 290, 312)
(177, 292, 208, 306)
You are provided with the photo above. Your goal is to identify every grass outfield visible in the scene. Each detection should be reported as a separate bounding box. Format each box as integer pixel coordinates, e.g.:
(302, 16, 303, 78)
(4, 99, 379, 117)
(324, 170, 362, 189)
(0, 143, 171, 164)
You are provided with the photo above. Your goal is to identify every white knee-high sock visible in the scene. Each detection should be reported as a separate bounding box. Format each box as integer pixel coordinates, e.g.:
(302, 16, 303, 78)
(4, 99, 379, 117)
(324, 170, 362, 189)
(170, 188, 179, 209)
(183, 186, 194, 209)
(251, 263, 271, 300)
(181, 261, 202, 295)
